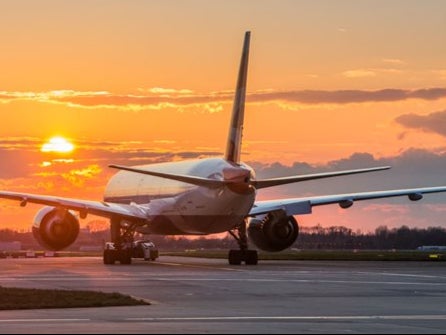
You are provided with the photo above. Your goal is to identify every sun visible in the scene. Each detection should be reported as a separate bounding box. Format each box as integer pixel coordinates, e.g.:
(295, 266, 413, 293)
(41, 136, 75, 153)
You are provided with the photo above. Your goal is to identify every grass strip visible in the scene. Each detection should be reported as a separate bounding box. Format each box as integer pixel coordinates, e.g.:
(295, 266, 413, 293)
(0, 286, 149, 310)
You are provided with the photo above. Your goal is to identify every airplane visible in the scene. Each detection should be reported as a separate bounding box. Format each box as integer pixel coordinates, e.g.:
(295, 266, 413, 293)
(1, 31, 446, 265)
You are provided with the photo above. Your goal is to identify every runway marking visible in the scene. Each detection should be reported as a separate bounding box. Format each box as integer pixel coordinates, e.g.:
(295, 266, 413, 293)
(153, 261, 246, 272)
(126, 314, 446, 322)
(0, 318, 90, 323)
(357, 271, 446, 279)
(0, 277, 445, 286)
(1, 315, 445, 324)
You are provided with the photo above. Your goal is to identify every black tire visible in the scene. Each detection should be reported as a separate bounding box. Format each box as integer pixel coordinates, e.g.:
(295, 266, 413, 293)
(228, 250, 242, 265)
(150, 250, 159, 261)
(119, 250, 132, 265)
(244, 250, 258, 265)
(103, 249, 115, 265)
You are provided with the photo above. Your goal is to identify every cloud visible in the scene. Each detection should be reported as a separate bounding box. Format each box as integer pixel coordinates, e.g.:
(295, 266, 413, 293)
(342, 69, 377, 78)
(342, 65, 407, 79)
(382, 58, 406, 65)
(139, 87, 195, 95)
(1, 87, 446, 111)
(249, 88, 446, 104)
(253, 148, 446, 196)
(0, 90, 109, 104)
(61, 165, 102, 187)
(0, 137, 42, 150)
(0, 137, 223, 186)
(153, 140, 176, 144)
(396, 110, 446, 137)
(250, 149, 446, 231)
(0, 148, 39, 178)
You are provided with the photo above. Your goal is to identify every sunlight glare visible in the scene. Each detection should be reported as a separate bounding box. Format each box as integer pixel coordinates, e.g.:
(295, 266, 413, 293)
(41, 136, 74, 153)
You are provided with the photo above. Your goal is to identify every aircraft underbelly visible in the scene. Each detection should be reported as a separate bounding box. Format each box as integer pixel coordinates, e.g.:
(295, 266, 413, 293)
(137, 214, 245, 235)
(137, 188, 255, 235)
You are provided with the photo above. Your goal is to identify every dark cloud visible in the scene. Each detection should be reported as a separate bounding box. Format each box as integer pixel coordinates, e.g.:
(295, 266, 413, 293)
(75, 139, 129, 147)
(0, 137, 41, 150)
(0, 137, 223, 180)
(219, 87, 437, 104)
(396, 110, 446, 137)
(0, 148, 37, 178)
(56, 88, 446, 106)
(57, 94, 225, 107)
(253, 149, 446, 199)
(1, 88, 446, 109)
(252, 149, 446, 230)
(74, 146, 222, 164)
(250, 88, 446, 104)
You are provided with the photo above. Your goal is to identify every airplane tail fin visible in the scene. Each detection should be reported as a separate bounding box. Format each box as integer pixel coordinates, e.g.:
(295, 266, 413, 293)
(225, 31, 250, 164)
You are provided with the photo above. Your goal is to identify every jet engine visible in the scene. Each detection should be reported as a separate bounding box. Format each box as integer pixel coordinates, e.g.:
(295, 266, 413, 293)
(247, 211, 299, 252)
(32, 206, 80, 250)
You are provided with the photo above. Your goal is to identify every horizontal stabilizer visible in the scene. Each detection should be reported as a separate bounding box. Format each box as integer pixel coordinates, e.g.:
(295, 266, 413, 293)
(252, 166, 391, 189)
(110, 165, 391, 190)
(109, 164, 229, 188)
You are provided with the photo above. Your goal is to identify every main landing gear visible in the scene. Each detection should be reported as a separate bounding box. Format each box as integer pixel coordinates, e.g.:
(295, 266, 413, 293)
(103, 218, 136, 265)
(228, 222, 258, 265)
(103, 246, 132, 265)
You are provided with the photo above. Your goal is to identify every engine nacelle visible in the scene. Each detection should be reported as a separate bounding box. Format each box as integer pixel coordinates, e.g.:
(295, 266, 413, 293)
(32, 206, 80, 251)
(247, 211, 299, 252)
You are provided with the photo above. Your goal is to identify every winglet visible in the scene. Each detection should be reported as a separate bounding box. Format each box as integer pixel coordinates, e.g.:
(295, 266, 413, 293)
(225, 31, 251, 163)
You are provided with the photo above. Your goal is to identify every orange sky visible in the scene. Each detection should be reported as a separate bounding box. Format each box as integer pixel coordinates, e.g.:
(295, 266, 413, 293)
(1, 1, 446, 232)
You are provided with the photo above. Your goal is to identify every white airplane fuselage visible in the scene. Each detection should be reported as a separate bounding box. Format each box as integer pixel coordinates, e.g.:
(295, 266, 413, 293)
(104, 158, 257, 235)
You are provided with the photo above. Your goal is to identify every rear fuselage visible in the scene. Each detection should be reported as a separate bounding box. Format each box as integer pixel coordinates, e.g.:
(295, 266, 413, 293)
(104, 158, 256, 235)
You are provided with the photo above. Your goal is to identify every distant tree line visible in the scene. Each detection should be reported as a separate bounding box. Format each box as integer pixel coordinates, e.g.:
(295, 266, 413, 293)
(297, 225, 446, 250)
(1, 225, 446, 251)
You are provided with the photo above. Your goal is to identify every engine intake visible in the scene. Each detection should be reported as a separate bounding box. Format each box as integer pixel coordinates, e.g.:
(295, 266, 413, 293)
(32, 206, 80, 251)
(247, 211, 299, 252)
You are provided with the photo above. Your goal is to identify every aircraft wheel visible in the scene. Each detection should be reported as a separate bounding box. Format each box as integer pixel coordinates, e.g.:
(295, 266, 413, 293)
(103, 249, 115, 265)
(244, 250, 258, 265)
(119, 250, 132, 265)
(228, 250, 243, 265)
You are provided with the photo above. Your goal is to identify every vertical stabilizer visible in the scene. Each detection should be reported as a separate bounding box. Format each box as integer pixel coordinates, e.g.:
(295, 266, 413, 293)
(225, 31, 250, 163)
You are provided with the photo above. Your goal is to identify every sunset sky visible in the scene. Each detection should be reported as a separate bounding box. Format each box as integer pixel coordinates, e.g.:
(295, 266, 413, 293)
(1, 0, 446, 232)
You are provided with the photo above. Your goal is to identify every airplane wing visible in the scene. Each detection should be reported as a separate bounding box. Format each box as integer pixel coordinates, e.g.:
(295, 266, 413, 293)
(249, 186, 446, 216)
(0, 191, 148, 220)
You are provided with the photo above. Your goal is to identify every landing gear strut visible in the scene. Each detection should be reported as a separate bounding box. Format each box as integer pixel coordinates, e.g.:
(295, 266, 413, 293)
(228, 221, 258, 265)
(103, 218, 136, 265)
